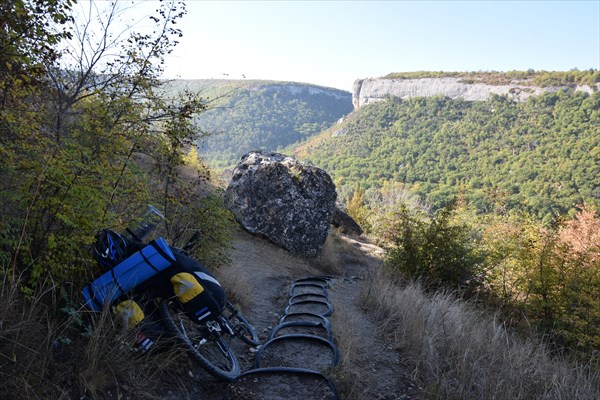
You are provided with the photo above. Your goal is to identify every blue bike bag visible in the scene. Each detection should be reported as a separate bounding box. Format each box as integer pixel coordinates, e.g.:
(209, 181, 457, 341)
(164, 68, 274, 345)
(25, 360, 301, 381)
(83, 237, 175, 311)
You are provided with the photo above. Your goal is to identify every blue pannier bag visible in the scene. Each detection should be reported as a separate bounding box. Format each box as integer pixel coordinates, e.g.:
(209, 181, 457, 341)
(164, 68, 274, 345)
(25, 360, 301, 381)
(83, 237, 175, 311)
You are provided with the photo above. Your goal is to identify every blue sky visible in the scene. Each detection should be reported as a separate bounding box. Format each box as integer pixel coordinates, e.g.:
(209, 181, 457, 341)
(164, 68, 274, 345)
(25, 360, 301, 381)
(83, 0, 600, 92)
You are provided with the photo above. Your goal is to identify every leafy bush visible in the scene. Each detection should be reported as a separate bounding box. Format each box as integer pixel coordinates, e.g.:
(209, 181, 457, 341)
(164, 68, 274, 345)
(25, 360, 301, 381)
(345, 186, 371, 233)
(0, 2, 237, 398)
(481, 206, 600, 358)
(385, 202, 484, 293)
(167, 191, 236, 269)
(0, 1, 228, 291)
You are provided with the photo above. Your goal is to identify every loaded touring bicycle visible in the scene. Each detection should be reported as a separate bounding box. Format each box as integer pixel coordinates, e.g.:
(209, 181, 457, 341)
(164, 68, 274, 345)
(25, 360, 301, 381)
(82, 206, 259, 381)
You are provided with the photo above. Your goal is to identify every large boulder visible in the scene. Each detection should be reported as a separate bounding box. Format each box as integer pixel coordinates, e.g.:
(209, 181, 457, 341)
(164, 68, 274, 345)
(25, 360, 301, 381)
(225, 151, 337, 257)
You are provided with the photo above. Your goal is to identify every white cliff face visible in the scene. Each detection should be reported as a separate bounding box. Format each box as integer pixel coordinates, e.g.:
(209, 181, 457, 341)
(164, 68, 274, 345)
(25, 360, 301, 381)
(352, 77, 598, 108)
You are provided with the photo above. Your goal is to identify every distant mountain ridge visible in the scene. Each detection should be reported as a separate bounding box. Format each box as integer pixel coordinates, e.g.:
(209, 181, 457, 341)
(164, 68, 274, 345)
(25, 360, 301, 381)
(251, 82, 349, 100)
(165, 79, 350, 104)
(180, 79, 352, 168)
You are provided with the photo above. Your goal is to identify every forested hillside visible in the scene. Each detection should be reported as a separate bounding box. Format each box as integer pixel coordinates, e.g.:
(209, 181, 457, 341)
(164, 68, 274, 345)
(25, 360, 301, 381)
(189, 81, 353, 168)
(295, 89, 600, 222)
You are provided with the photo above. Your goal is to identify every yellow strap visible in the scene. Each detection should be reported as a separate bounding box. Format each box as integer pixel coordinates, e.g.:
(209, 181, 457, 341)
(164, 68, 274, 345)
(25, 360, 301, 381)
(171, 272, 204, 303)
(114, 300, 145, 329)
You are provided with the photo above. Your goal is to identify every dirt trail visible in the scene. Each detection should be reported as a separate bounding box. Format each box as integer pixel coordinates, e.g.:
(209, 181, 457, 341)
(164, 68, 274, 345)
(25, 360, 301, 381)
(163, 230, 421, 399)
(325, 237, 420, 399)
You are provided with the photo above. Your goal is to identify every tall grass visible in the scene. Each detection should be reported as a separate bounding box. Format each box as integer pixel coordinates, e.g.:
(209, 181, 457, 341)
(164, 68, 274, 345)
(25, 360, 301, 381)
(309, 231, 348, 276)
(75, 306, 176, 399)
(0, 275, 65, 399)
(0, 274, 184, 399)
(362, 268, 600, 400)
(329, 299, 369, 399)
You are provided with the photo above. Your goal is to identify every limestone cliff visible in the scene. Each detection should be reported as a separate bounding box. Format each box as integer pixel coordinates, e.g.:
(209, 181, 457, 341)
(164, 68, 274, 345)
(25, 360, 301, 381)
(352, 77, 598, 108)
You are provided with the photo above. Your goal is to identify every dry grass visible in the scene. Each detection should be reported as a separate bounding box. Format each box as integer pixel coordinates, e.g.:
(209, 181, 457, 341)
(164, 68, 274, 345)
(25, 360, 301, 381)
(0, 274, 188, 399)
(215, 263, 253, 309)
(310, 230, 357, 276)
(75, 306, 183, 400)
(361, 267, 600, 400)
(0, 275, 65, 399)
(329, 298, 369, 399)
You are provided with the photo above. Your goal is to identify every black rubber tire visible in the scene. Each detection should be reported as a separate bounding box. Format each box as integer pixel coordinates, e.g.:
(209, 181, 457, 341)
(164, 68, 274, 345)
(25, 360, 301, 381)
(254, 334, 340, 369)
(279, 312, 332, 329)
(294, 276, 332, 285)
(225, 302, 261, 346)
(289, 282, 328, 297)
(268, 320, 333, 341)
(289, 292, 329, 304)
(285, 299, 334, 317)
(235, 367, 340, 400)
(159, 300, 240, 381)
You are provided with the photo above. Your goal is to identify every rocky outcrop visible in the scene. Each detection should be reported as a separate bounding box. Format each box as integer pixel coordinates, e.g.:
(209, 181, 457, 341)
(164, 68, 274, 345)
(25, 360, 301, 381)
(224, 151, 337, 258)
(332, 207, 363, 236)
(353, 77, 598, 108)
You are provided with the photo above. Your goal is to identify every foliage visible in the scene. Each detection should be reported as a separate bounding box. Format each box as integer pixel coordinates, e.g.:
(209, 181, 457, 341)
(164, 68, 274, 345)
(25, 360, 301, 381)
(553, 206, 600, 353)
(299, 91, 600, 222)
(385, 202, 484, 293)
(166, 190, 236, 269)
(478, 205, 600, 357)
(381, 198, 600, 359)
(0, 0, 230, 290)
(0, 0, 74, 87)
(0, 2, 238, 397)
(345, 185, 371, 233)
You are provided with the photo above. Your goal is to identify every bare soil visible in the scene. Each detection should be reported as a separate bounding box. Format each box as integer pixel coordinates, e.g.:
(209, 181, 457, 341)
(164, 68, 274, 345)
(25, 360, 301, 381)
(160, 230, 422, 400)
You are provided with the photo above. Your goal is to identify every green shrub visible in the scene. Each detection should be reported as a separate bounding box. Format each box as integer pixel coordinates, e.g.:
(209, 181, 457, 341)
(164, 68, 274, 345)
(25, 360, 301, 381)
(385, 202, 484, 293)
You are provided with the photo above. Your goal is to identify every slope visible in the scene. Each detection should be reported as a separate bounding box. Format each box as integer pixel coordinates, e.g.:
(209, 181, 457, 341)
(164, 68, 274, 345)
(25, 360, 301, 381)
(294, 89, 600, 222)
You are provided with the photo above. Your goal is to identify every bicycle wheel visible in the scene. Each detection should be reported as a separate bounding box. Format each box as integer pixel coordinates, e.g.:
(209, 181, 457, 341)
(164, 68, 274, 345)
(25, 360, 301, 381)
(158, 299, 240, 381)
(224, 301, 261, 346)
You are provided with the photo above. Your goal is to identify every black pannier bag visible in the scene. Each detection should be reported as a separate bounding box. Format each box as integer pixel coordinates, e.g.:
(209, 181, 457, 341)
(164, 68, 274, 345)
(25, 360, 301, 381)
(169, 250, 227, 322)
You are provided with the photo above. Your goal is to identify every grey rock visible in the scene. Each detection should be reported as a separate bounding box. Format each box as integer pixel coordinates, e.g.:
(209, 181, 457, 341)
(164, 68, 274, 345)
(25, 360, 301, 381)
(225, 151, 337, 258)
(332, 207, 363, 236)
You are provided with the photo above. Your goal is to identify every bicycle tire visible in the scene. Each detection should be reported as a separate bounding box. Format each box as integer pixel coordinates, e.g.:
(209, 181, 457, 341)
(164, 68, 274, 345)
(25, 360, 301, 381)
(224, 302, 261, 346)
(158, 299, 240, 381)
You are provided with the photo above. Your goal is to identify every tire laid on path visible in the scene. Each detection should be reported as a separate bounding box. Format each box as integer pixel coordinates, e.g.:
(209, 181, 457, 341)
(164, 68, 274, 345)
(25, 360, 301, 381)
(254, 334, 340, 370)
(285, 300, 334, 317)
(268, 320, 333, 341)
(279, 312, 332, 329)
(229, 367, 339, 400)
